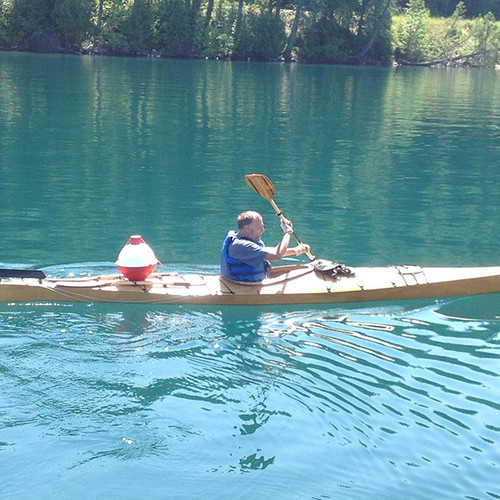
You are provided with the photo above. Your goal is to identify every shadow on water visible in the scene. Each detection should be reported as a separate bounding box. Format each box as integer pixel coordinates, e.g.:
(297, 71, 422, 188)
(435, 293, 500, 322)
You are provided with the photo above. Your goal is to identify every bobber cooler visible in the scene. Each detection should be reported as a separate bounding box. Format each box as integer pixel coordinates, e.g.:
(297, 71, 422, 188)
(115, 235, 160, 281)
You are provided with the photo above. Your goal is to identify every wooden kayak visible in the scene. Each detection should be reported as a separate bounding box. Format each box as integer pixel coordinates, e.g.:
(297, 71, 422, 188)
(1, 263, 500, 306)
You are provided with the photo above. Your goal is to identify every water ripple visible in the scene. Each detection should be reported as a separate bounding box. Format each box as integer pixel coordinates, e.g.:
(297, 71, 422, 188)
(1, 299, 500, 498)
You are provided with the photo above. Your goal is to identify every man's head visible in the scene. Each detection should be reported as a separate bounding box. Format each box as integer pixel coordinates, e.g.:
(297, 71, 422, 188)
(237, 211, 265, 242)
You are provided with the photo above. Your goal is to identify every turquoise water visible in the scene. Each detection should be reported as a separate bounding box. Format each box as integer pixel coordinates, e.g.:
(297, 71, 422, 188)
(1, 52, 499, 499)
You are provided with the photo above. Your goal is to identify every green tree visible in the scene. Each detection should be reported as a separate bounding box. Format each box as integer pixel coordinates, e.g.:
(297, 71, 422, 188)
(426, 0, 459, 17)
(469, 11, 499, 66)
(233, 0, 245, 53)
(356, 0, 393, 63)
(283, 0, 305, 61)
(464, 0, 500, 18)
(298, 0, 393, 64)
(299, 14, 355, 63)
(233, 6, 286, 60)
(397, 0, 499, 19)
(156, 0, 196, 56)
(0, 0, 10, 46)
(203, 0, 237, 58)
(52, 0, 93, 47)
(393, 1, 499, 66)
(90, 0, 133, 52)
(393, 0, 431, 62)
(124, 0, 155, 52)
(7, 0, 55, 49)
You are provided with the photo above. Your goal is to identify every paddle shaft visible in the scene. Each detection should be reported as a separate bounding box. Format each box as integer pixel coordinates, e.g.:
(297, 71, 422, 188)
(244, 174, 315, 261)
(268, 199, 315, 261)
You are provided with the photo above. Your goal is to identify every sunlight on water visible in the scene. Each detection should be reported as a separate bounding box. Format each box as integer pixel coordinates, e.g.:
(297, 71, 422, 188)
(1, 297, 499, 498)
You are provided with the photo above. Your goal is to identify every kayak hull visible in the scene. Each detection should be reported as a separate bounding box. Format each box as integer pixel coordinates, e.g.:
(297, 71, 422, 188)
(1, 264, 500, 306)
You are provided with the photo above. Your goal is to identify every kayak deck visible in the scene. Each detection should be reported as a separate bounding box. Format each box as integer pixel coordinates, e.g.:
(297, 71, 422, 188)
(1, 264, 500, 305)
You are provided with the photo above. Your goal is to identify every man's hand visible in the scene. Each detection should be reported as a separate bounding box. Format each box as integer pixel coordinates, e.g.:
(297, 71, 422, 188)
(294, 244, 310, 256)
(280, 219, 294, 234)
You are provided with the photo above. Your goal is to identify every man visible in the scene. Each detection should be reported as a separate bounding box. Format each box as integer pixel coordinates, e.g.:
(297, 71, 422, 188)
(220, 211, 310, 282)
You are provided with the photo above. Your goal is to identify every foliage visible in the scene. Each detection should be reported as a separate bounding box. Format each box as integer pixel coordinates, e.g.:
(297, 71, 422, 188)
(299, 14, 355, 64)
(393, 0, 431, 62)
(0, 0, 9, 46)
(203, 0, 237, 59)
(6, 0, 54, 49)
(124, 0, 156, 53)
(355, 0, 394, 63)
(52, 0, 93, 47)
(394, 0, 499, 18)
(393, 1, 499, 66)
(156, 0, 198, 56)
(92, 0, 131, 53)
(233, 6, 286, 61)
(0, 0, 498, 66)
(298, 0, 393, 64)
(468, 11, 500, 66)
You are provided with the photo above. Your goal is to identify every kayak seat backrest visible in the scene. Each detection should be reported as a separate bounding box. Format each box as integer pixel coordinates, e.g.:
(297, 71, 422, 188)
(0, 269, 47, 280)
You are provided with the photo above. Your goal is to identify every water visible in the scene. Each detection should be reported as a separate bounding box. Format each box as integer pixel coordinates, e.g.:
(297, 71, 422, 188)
(1, 52, 499, 499)
(2, 303, 499, 498)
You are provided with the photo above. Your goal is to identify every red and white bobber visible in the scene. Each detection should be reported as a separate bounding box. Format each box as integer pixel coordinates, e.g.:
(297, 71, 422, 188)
(115, 235, 160, 281)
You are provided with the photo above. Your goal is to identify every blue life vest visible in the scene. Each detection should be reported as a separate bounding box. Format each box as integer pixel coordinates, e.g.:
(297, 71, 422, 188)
(220, 231, 268, 282)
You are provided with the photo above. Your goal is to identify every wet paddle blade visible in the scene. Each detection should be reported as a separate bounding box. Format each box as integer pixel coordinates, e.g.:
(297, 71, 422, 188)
(244, 174, 275, 201)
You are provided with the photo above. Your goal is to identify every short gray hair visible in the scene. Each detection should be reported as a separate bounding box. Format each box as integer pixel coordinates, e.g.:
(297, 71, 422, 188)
(237, 211, 262, 229)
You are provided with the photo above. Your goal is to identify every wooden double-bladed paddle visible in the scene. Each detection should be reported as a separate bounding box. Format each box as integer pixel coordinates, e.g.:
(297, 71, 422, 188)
(244, 173, 315, 261)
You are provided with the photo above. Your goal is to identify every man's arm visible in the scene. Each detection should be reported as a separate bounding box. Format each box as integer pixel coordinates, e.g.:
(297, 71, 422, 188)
(265, 238, 310, 260)
(264, 232, 292, 261)
(265, 220, 311, 261)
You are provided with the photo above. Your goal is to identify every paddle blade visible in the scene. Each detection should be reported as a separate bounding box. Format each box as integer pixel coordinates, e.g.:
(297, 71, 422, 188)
(244, 174, 275, 201)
